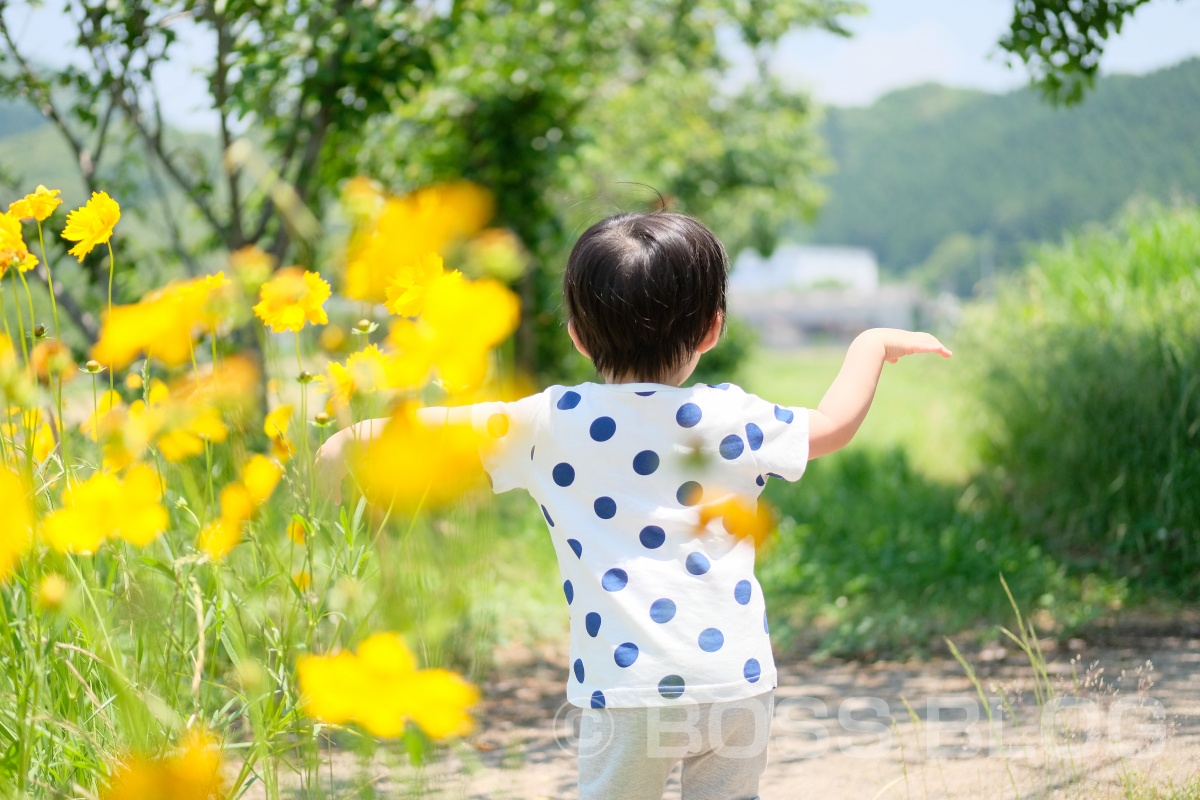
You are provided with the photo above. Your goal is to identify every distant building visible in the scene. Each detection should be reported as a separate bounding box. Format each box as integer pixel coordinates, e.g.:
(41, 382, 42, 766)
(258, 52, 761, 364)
(729, 244, 929, 347)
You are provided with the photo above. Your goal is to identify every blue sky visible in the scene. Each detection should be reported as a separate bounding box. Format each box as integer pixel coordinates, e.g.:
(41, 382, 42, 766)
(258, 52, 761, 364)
(6, 0, 1200, 129)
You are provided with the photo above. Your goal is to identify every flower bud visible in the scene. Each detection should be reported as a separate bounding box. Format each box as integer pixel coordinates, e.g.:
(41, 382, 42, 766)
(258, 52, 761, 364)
(297, 370, 314, 384)
(32, 324, 46, 339)
(313, 411, 332, 427)
(84, 359, 103, 374)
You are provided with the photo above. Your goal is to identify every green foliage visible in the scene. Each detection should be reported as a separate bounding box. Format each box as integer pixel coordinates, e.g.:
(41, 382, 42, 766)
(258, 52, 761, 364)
(690, 316, 758, 387)
(757, 448, 1116, 658)
(809, 59, 1200, 280)
(999, 0, 1156, 105)
(964, 203, 1200, 595)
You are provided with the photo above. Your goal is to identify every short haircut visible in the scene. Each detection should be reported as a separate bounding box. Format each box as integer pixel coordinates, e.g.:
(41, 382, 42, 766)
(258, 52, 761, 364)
(563, 212, 728, 382)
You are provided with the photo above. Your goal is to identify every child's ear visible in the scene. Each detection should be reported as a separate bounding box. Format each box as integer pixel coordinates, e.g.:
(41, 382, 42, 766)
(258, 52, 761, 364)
(567, 319, 591, 358)
(696, 311, 724, 355)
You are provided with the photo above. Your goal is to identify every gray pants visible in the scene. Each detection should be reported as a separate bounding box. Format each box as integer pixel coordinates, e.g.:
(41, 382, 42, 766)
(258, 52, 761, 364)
(578, 690, 774, 800)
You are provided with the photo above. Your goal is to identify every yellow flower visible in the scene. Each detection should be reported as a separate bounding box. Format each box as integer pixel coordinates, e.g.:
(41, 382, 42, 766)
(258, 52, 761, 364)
(355, 403, 486, 513)
(253, 267, 330, 333)
(0, 468, 32, 582)
(386, 273, 520, 391)
(61, 191, 120, 262)
(344, 182, 493, 303)
(327, 344, 391, 405)
(198, 518, 242, 560)
(697, 496, 777, 549)
(264, 404, 293, 462)
(297, 632, 480, 740)
(93, 273, 234, 369)
(341, 176, 385, 223)
(44, 465, 167, 553)
(9, 185, 62, 222)
(293, 570, 311, 591)
(384, 252, 446, 317)
(241, 454, 281, 505)
(0, 212, 37, 275)
(319, 324, 347, 354)
(31, 339, 75, 383)
(286, 519, 306, 544)
(229, 245, 273, 290)
(467, 228, 527, 281)
(37, 573, 68, 609)
(101, 729, 225, 800)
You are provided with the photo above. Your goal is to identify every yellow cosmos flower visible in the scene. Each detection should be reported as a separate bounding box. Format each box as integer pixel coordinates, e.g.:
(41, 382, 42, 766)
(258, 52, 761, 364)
(327, 344, 391, 406)
(264, 404, 293, 462)
(384, 252, 446, 317)
(61, 191, 120, 262)
(37, 573, 68, 610)
(198, 518, 241, 561)
(101, 729, 225, 800)
(241, 454, 282, 505)
(44, 465, 167, 554)
(297, 632, 480, 740)
(344, 182, 493, 303)
(9, 185, 62, 222)
(293, 570, 311, 591)
(31, 339, 75, 384)
(93, 273, 234, 369)
(354, 404, 485, 513)
(253, 267, 330, 333)
(386, 273, 520, 391)
(228, 245, 273, 290)
(467, 228, 528, 281)
(0, 468, 33, 582)
(286, 518, 306, 544)
(697, 495, 777, 549)
(0, 212, 37, 275)
(341, 176, 385, 224)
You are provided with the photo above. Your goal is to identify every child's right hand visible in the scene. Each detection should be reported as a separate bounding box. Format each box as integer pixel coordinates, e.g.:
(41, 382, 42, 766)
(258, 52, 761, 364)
(877, 329, 953, 363)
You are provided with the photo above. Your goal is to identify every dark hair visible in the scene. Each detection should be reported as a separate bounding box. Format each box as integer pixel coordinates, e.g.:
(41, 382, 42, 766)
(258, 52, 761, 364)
(563, 212, 728, 382)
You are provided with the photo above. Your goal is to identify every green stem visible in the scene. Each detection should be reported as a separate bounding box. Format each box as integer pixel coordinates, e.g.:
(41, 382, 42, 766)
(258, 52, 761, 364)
(106, 241, 115, 395)
(7, 272, 28, 367)
(16, 269, 34, 339)
(35, 221, 60, 341)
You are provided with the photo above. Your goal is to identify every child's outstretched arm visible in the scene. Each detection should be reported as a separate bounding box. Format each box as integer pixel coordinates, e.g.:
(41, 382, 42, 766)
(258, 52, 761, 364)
(314, 407, 473, 502)
(808, 328, 951, 459)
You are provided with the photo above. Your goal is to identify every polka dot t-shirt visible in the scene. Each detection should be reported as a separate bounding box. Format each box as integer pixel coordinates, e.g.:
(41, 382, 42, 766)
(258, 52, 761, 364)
(469, 381, 809, 709)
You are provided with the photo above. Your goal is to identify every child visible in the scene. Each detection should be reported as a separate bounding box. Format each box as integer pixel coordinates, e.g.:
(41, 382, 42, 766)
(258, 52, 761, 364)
(315, 212, 950, 799)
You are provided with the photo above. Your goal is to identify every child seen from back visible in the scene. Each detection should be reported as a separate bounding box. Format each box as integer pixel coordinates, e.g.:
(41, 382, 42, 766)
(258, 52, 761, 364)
(316, 212, 951, 799)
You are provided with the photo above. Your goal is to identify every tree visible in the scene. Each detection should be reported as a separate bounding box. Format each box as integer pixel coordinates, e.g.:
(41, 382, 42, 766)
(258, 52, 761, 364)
(999, 0, 1165, 104)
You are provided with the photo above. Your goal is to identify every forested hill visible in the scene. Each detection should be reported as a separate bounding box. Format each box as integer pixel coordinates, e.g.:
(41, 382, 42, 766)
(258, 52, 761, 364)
(808, 58, 1200, 283)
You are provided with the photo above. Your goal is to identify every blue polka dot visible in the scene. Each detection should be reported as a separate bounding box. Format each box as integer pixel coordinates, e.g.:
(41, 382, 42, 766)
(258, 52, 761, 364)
(746, 423, 764, 451)
(567, 538, 582, 558)
(774, 405, 794, 424)
(590, 416, 616, 442)
(677, 481, 703, 506)
(744, 658, 762, 683)
(755, 475, 765, 487)
(658, 675, 686, 699)
(685, 552, 711, 576)
(585, 612, 602, 637)
(602, 569, 628, 592)
(632, 450, 660, 475)
(639, 525, 665, 549)
(735, 580, 752, 605)
(698, 628, 724, 652)
(767, 472, 784, 480)
(649, 598, 676, 623)
(676, 403, 702, 428)
(614, 642, 639, 668)
(594, 497, 617, 519)
(573, 658, 585, 682)
(563, 580, 574, 604)
(719, 434, 744, 460)
(763, 611, 769, 633)
(591, 690, 606, 708)
(558, 391, 581, 410)
(541, 505, 555, 526)
(487, 413, 509, 438)
(708, 383, 731, 390)
(553, 463, 575, 487)
(635, 391, 656, 396)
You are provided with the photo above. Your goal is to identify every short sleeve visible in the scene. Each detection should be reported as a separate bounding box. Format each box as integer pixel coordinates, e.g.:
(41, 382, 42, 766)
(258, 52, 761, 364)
(467, 390, 548, 493)
(739, 390, 810, 482)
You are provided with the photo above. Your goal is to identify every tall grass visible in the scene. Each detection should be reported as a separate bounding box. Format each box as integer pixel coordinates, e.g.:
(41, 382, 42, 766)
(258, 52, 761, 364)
(965, 203, 1200, 596)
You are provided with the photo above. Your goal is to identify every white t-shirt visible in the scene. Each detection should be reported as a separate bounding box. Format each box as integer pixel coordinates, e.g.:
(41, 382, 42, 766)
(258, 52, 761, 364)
(469, 381, 810, 708)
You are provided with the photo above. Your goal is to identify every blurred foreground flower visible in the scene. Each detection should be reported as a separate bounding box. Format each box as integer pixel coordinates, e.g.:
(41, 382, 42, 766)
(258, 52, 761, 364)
(354, 404, 485, 512)
(93, 273, 236, 370)
(101, 730, 225, 800)
(45, 465, 167, 554)
(297, 632, 479, 739)
(37, 573, 68, 610)
(0, 212, 37, 273)
(0, 467, 32, 582)
(697, 495, 776, 548)
(62, 191, 120, 261)
(344, 181, 492, 303)
(264, 404, 294, 462)
(386, 273, 519, 391)
(253, 267, 330, 333)
(8, 184, 62, 222)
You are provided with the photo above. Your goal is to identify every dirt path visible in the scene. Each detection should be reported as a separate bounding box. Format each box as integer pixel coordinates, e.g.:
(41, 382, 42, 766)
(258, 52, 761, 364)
(278, 626, 1200, 799)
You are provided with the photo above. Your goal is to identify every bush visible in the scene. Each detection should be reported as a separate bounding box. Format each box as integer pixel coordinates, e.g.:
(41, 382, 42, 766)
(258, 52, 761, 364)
(965, 203, 1200, 595)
